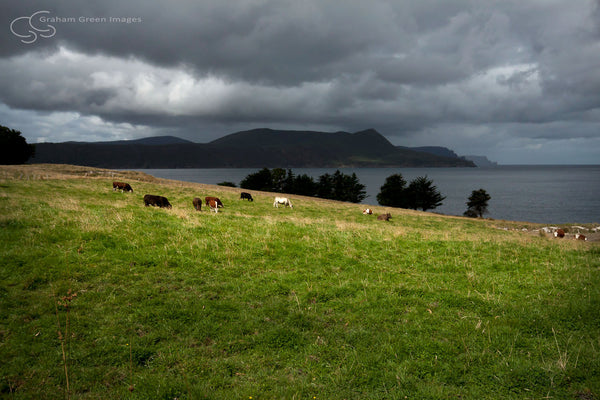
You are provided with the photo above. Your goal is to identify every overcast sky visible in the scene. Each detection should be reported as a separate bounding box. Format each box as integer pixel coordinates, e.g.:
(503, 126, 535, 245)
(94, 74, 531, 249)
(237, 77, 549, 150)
(2, 0, 599, 164)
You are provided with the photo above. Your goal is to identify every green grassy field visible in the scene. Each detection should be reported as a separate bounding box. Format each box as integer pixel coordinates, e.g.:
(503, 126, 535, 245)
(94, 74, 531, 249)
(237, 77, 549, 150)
(1, 164, 599, 399)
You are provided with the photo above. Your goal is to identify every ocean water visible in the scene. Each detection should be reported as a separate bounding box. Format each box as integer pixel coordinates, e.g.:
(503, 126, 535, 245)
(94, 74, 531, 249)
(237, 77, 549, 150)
(134, 165, 600, 224)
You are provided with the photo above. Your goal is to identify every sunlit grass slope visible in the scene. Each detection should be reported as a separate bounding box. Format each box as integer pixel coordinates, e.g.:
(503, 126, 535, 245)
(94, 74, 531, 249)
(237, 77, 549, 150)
(1, 164, 599, 399)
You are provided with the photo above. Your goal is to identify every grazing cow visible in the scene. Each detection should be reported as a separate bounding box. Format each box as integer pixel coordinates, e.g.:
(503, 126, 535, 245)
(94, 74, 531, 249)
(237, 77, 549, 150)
(554, 228, 565, 238)
(377, 213, 392, 221)
(205, 196, 224, 208)
(143, 194, 172, 209)
(363, 208, 373, 215)
(208, 198, 219, 213)
(575, 233, 587, 241)
(113, 181, 133, 192)
(240, 192, 254, 201)
(192, 197, 202, 211)
(273, 197, 293, 208)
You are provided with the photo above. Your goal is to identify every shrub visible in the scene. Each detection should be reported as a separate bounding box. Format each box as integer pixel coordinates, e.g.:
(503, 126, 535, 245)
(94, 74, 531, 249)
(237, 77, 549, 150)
(464, 189, 491, 218)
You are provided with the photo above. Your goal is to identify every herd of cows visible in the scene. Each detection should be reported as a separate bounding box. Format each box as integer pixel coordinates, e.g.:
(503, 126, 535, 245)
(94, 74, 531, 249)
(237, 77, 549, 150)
(112, 180, 394, 220)
(113, 181, 295, 214)
(113, 181, 257, 213)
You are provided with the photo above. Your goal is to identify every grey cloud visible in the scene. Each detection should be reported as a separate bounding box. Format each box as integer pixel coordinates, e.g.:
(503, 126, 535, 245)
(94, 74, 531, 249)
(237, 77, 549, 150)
(1, 0, 599, 163)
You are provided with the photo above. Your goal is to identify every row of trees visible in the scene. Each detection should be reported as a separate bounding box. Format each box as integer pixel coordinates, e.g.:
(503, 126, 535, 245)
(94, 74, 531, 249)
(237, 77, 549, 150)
(239, 168, 447, 211)
(240, 168, 491, 217)
(377, 175, 491, 217)
(377, 174, 445, 211)
(240, 168, 367, 203)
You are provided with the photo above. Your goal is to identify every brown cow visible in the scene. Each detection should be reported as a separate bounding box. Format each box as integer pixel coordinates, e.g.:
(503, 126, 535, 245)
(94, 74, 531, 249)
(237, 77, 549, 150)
(192, 197, 202, 211)
(144, 194, 172, 209)
(554, 228, 565, 238)
(575, 233, 587, 241)
(205, 196, 223, 208)
(377, 213, 392, 221)
(113, 181, 133, 192)
(362, 208, 373, 215)
(208, 198, 219, 213)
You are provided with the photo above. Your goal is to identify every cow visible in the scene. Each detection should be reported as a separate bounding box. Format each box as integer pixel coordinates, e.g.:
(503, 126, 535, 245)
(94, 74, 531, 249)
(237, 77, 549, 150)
(554, 228, 565, 238)
(363, 208, 373, 215)
(377, 213, 392, 221)
(575, 233, 587, 241)
(144, 194, 172, 209)
(240, 192, 254, 201)
(192, 197, 202, 211)
(205, 196, 223, 208)
(113, 181, 133, 192)
(208, 198, 219, 213)
(273, 197, 293, 208)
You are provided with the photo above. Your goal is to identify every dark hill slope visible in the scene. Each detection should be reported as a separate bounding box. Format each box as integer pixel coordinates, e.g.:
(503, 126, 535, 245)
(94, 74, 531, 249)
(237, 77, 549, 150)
(402, 146, 460, 159)
(208, 128, 473, 167)
(109, 136, 194, 145)
(211, 128, 392, 154)
(63, 136, 194, 146)
(31, 129, 475, 168)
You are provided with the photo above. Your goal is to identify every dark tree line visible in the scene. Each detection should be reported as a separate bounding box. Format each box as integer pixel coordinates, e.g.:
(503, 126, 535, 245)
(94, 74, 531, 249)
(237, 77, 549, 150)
(240, 168, 367, 203)
(377, 174, 492, 216)
(240, 168, 490, 216)
(377, 174, 446, 211)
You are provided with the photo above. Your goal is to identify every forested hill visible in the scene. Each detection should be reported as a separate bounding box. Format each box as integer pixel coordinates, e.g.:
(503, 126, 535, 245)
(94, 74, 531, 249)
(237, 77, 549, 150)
(30, 128, 475, 168)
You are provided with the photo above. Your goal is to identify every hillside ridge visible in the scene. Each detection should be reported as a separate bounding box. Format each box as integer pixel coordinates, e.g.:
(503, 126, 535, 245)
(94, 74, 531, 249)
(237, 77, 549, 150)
(30, 128, 475, 168)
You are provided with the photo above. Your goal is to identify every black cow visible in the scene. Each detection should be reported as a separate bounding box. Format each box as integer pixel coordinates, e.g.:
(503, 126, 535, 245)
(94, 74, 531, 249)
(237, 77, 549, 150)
(144, 194, 172, 209)
(240, 192, 254, 201)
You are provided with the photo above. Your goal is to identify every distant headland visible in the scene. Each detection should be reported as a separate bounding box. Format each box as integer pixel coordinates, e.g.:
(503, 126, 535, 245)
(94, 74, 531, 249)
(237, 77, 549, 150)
(30, 128, 483, 168)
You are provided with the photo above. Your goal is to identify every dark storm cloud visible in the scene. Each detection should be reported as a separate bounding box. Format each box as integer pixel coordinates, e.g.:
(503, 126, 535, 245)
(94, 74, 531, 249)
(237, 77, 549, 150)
(1, 0, 599, 163)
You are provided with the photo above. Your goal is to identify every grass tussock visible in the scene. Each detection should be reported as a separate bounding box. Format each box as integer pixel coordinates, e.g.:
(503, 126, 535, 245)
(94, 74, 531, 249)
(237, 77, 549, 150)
(1, 164, 599, 399)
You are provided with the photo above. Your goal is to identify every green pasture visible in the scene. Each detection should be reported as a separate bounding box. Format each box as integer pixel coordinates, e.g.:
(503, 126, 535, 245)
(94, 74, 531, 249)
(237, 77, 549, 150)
(0, 165, 598, 399)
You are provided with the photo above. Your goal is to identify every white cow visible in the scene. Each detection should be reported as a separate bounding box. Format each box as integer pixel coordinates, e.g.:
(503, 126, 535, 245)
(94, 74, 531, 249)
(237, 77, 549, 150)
(273, 197, 293, 208)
